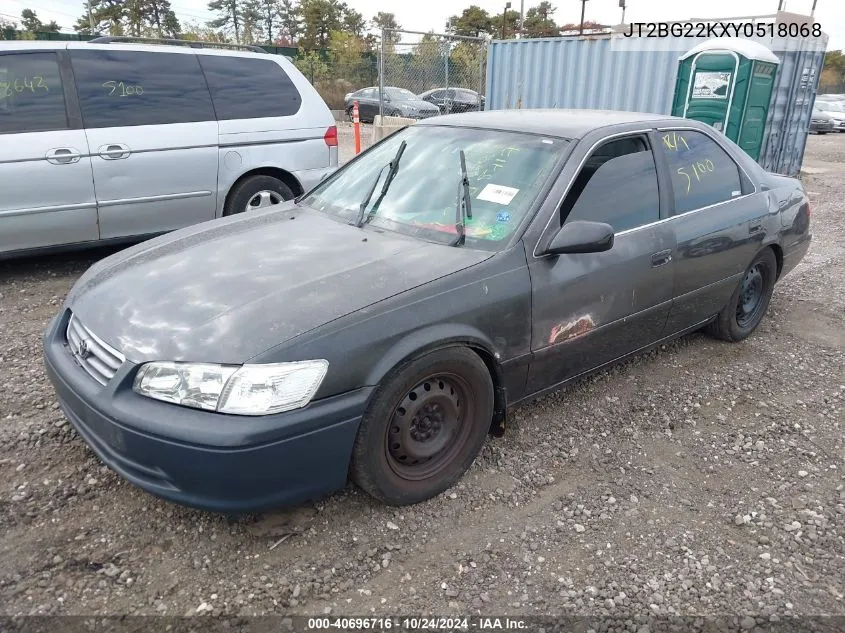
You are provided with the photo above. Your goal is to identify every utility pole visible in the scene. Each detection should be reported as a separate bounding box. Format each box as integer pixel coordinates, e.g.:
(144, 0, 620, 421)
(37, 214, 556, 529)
(579, 0, 589, 35)
(501, 1, 511, 39)
(519, 0, 524, 37)
(619, 0, 626, 24)
(810, 0, 817, 16)
(88, 0, 94, 32)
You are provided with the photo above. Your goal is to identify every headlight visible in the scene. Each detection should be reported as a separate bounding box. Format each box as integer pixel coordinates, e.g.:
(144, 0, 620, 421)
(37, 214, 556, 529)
(133, 360, 329, 416)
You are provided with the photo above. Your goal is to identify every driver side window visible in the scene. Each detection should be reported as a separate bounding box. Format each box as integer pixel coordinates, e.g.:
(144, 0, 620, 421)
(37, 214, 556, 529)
(559, 135, 661, 233)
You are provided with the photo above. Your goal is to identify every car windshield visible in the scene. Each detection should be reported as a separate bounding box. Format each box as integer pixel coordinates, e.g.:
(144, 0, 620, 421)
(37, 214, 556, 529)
(300, 125, 567, 250)
(385, 88, 418, 101)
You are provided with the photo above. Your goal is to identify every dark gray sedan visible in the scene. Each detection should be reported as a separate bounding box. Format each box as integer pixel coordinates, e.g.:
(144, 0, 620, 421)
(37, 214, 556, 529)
(43, 110, 811, 512)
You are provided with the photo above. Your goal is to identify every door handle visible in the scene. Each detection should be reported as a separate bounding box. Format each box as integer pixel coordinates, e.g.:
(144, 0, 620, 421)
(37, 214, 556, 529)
(45, 148, 81, 165)
(749, 221, 763, 235)
(651, 249, 673, 267)
(98, 144, 131, 160)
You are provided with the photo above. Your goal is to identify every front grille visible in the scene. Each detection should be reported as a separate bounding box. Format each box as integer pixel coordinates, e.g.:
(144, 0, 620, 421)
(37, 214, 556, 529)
(65, 313, 125, 385)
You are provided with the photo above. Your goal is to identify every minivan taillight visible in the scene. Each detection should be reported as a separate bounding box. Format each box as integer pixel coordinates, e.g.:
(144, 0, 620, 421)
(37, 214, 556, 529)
(324, 126, 338, 147)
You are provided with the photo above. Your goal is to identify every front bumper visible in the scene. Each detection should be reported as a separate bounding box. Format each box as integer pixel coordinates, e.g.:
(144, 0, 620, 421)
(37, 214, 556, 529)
(810, 121, 835, 132)
(43, 310, 371, 513)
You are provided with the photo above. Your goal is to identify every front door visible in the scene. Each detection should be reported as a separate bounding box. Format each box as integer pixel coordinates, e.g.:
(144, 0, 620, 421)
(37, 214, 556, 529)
(0, 50, 98, 255)
(527, 134, 675, 393)
(68, 45, 218, 240)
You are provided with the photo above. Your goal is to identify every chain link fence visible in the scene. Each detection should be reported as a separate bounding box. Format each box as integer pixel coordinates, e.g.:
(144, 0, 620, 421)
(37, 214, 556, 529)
(378, 29, 487, 119)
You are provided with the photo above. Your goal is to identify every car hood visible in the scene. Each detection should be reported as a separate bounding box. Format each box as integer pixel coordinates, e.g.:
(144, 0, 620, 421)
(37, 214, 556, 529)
(65, 207, 493, 364)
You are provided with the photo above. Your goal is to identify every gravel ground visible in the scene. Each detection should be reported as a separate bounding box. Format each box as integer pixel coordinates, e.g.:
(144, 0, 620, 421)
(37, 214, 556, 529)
(0, 134, 843, 622)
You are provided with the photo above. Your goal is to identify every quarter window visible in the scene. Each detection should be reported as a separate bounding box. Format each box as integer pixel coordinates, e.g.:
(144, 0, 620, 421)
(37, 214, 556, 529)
(0, 52, 68, 134)
(560, 136, 660, 233)
(198, 55, 301, 120)
(70, 50, 215, 128)
(658, 129, 743, 214)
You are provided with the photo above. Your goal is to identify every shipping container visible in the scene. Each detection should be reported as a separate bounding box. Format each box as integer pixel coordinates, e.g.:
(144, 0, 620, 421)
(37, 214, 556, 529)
(485, 12, 828, 176)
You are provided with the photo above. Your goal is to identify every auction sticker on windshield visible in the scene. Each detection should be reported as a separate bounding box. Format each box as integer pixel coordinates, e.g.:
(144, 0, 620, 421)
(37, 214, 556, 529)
(477, 183, 519, 205)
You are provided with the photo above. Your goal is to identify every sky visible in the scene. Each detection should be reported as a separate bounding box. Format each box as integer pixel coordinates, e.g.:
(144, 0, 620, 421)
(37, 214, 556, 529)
(1, 0, 842, 50)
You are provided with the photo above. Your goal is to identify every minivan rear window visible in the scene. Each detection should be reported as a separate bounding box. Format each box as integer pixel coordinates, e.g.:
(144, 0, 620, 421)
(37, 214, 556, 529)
(0, 52, 68, 134)
(198, 55, 302, 120)
(70, 50, 215, 128)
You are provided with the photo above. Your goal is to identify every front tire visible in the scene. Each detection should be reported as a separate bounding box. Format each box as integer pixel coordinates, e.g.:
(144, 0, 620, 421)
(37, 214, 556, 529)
(224, 175, 294, 217)
(350, 347, 494, 505)
(706, 248, 777, 342)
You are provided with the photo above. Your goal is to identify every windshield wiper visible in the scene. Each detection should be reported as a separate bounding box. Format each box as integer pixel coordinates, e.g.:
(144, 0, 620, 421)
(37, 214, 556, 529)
(450, 149, 473, 247)
(364, 140, 407, 225)
(352, 140, 407, 228)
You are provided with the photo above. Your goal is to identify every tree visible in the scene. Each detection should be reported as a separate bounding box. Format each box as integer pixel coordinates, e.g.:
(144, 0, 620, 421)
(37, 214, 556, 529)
(278, 0, 299, 43)
(522, 1, 559, 38)
(821, 50, 845, 91)
(491, 8, 520, 39)
(559, 20, 605, 34)
(410, 32, 443, 92)
(447, 5, 492, 38)
(340, 4, 365, 38)
(144, 0, 181, 37)
(298, 0, 344, 48)
(74, 0, 125, 35)
(208, 0, 242, 42)
(251, 0, 281, 44)
(371, 11, 399, 45)
(180, 20, 229, 41)
(125, 0, 145, 36)
(240, 0, 262, 43)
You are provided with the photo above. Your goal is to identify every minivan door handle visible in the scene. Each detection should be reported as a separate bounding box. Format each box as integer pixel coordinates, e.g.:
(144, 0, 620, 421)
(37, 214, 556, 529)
(748, 220, 763, 235)
(45, 147, 81, 165)
(98, 144, 131, 160)
(651, 249, 673, 267)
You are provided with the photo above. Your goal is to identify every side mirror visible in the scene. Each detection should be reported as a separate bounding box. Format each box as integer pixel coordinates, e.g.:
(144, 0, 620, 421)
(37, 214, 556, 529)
(383, 95, 391, 103)
(544, 220, 614, 255)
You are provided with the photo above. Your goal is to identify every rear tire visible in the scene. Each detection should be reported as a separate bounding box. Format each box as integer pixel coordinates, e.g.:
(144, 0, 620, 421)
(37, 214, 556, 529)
(706, 248, 777, 342)
(350, 347, 494, 505)
(224, 175, 294, 217)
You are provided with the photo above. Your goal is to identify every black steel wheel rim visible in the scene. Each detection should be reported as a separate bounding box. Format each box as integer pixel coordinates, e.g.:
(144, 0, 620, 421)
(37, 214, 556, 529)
(385, 373, 474, 481)
(736, 263, 766, 327)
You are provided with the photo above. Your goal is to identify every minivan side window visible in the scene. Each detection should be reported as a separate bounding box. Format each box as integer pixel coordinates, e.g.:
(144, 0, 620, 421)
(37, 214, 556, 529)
(198, 55, 301, 120)
(658, 129, 743, 214)
(559, 136, 660, 233)
(0, 52, 68, 134)
(69, 50, 215, 128)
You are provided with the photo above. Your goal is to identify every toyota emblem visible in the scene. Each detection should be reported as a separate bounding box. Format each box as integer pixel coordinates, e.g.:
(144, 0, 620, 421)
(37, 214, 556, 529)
(77, 338, 91, 360)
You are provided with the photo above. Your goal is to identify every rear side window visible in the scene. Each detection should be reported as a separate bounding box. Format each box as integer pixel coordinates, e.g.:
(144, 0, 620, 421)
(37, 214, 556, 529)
(70, 49, 215, 128)
(199, 55, 301, 120)
(560, 136, 660, 233)
(0, 52, 68, 134)
(658, 129, 743, 214)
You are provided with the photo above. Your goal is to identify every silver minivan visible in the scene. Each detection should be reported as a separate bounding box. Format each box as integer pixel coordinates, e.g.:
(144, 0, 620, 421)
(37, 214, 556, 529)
(0, 38, 338, 258)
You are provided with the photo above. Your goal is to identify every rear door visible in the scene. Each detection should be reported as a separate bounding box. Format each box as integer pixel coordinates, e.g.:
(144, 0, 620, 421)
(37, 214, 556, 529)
(68, 45, 218, 239)
(654, 128, 766, 334)
(0, 49, 98, 254)
(526, 133, 675, 393)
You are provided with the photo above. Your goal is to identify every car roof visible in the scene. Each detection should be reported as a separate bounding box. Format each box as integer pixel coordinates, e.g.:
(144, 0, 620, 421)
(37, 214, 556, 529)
(417, 109, 684, 139)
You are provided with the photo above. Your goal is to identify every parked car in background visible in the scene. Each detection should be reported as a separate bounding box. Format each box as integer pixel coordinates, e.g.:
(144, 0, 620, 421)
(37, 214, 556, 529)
(418, 87, 485, 114)
(810, 106, 835, 134)
(344, 86, 440, 123)
(0, 38, 337, 259)
(815, 101, 845, 132)
(45, 110, 810, 513)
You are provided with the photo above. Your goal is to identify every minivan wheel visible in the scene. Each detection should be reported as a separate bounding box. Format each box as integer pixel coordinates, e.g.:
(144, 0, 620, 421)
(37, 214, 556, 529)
(706, 248, 777, 342)
(224, 175, 294, 217)
(350, 347, 494, 505)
